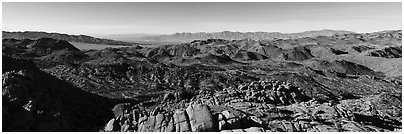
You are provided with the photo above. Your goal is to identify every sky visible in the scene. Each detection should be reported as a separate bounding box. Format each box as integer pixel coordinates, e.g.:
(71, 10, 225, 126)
(2, 2, 402, 35)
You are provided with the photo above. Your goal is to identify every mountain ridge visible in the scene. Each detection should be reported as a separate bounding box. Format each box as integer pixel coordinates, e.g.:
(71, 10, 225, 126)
(111, 29, 355, 43)
(2, 31, 139, 46)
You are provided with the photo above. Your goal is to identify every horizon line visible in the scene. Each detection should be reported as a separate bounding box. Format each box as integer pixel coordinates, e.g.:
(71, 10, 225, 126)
(2, 29, 402, 37)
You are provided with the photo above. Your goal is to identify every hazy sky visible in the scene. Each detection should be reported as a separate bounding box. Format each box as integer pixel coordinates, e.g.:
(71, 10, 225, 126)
(2, 2, 402, 35)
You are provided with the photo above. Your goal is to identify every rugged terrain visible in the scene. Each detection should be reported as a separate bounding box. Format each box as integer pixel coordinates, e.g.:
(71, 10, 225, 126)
(2, 30, 402, 132)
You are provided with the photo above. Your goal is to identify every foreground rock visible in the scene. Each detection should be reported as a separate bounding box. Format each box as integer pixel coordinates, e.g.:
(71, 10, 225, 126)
(186, 103, 215, 131)
(102, 80, 402, 132)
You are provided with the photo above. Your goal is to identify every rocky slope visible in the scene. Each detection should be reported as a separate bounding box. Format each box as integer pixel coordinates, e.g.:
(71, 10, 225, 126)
(2, 30, 402, 132)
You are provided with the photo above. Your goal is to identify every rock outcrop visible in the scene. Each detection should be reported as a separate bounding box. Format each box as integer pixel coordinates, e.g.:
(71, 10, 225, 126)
(102, 80, 402, 132)
(223, 80, 310, 105)
(366, 46, 402, 58)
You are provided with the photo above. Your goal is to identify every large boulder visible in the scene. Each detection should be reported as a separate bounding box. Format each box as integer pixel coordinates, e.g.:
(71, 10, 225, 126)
(112, 103, 130, 118)
(104, 119, 115, 132)
(220, 127, 264, 132)
(173, 109, 191, 132)
(139, 115, 156, 132)
(186, 103, 215, 132)
(160, 112, 175, 132)
(221, 110, 242, 130)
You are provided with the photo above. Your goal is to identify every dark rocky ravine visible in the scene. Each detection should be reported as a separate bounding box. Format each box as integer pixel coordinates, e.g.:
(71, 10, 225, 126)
(2, 56, 134, 131)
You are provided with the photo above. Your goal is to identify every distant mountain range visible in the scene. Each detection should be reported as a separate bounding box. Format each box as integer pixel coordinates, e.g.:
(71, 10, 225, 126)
(94, 33, 161, 39)
(3, 30, 355, 45)
(99, 29, 355, 43)
(2, 31, 138, 46)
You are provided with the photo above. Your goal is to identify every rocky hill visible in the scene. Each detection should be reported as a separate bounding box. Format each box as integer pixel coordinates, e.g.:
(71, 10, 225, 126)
(2, 30, 402, 132)
(3, 38, 81, 57)
(2, 31, 138, 46)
